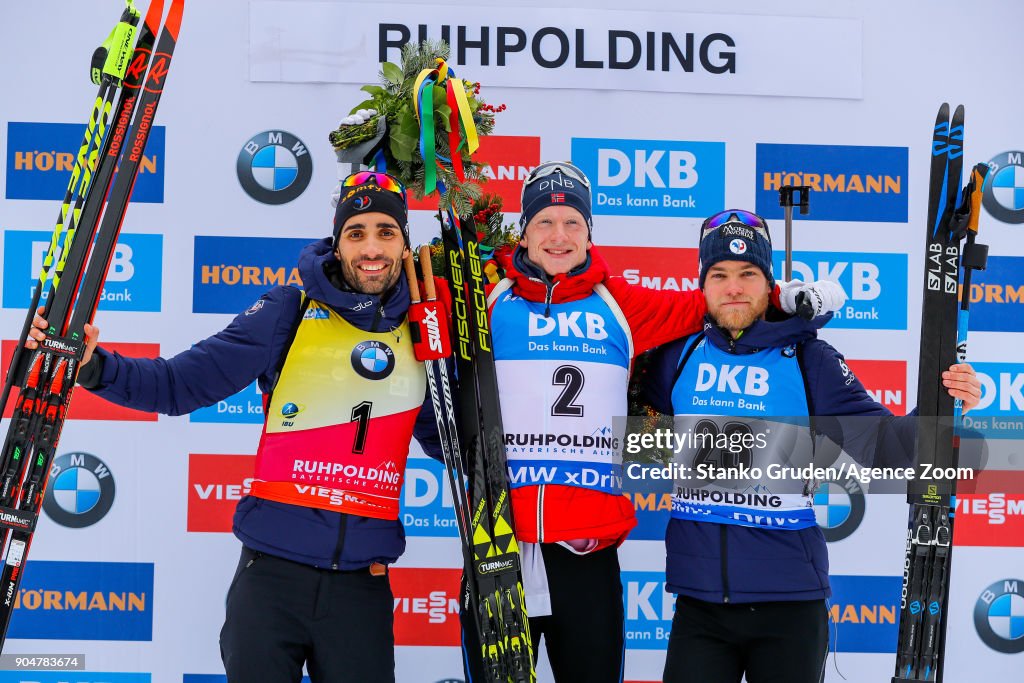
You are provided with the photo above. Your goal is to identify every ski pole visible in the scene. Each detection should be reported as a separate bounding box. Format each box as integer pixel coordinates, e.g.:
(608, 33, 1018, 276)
(779, 185, 814, 319)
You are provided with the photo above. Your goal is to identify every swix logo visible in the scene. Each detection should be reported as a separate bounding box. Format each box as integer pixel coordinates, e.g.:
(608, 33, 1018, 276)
(528, 311, 608, 340)
(755, 144, 908, 222)
(602, 246, 700, 292)
(423, 306, 443, 353)
(572, 138, 725, 217)
(695, 363, 769, 396)
(2, 341, 158, 422)
(6, 122, 165, 202)
(846, 360, 906, 415)
(193, 236, 313, 313)
(772, 251, 907, 330)
(187, 454, 255, 533)
(407, 136, 540, 212)
(390, 567, 461, 646)
(622, 571, 675, 650)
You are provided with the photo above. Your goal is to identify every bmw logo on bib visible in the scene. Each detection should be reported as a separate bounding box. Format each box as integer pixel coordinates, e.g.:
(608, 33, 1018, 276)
(352, 340, 396, 380)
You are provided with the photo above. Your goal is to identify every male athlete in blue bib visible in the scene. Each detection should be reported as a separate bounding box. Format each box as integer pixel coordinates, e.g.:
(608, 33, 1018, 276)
(642, 209, 981, 683)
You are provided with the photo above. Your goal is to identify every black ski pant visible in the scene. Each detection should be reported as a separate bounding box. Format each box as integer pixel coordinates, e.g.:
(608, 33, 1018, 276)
(219, 547, 395, 683)
(662, 595, 828, 683)
(461, 543, 625, 683)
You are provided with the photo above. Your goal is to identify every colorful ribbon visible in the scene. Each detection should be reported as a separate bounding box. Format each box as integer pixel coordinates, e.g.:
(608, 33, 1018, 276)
(413, 58, 480, 195)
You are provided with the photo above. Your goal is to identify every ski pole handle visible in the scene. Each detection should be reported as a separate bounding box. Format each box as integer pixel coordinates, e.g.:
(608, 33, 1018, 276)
(966, 163, 988, 235)
(419, 245, 438, 300)
(404, 252, 421, 304)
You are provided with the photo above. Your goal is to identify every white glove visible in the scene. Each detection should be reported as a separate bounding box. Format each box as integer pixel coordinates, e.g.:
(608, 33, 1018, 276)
(778, 279, 848, 318)
(330, 184, 342, 209)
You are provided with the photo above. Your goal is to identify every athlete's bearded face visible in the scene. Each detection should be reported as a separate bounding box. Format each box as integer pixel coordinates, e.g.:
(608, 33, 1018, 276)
(520, 205, 591, 276)
(703, 261, 771, 337)
(335, 212, 410, 295)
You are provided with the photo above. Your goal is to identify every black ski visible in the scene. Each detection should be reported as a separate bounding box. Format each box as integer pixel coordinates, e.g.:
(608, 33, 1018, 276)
(0, 0, 184, 653)
(893, 105, 989, 683)
(439, 212, 534, 682)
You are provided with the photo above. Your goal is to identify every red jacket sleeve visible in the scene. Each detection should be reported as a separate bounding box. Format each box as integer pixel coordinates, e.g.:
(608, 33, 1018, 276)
(603, 278, 707, 356)
(606, 280, 785, 357)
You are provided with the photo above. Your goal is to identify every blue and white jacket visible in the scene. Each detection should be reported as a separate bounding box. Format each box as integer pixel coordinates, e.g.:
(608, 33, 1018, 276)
(644, 314, 915, 603)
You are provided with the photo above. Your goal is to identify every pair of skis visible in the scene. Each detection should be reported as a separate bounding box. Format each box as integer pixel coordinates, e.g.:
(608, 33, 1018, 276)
(0, 0, 183, 653)
(405, 215, 533, 681)
(892, 104, 989, 683)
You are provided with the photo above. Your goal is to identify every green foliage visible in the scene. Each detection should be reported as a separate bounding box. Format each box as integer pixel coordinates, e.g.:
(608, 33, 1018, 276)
(329, 40, 501, 212)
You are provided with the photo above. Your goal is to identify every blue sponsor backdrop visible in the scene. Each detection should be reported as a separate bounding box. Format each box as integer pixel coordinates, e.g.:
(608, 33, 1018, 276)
(6, 122, 166, 203)
(192, 236, 314, 314)
(772, 251, 908, 330)
(0, 675, 150, 683)
(572, 138, 726, 218)
(2, 231, 162, 311)
(968, 256, 1024, 333)
(400, 456, 459, 538)
(961, 362, 1024, 439)
(622, 465, 671, 541)
(755, 144, 908, 222)
(189, 381, 264, 424)
(7, 561, 154, 641)
(621, 570, 674, 650)
(619, 572, 901, 653)
(828, 575, 901, 653)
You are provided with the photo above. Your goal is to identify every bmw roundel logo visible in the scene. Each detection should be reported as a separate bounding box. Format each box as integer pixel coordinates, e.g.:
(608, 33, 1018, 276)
(983, 151, 1024, 224)
(43, 452, 116, 528)
(729, 238, 747, 255)
(974, 579, 1024, 653)
(813, 477, 866, 543)
(351, 340, 396, 380)
(354, 195, 372, 210)
(236, 130, 313, 205)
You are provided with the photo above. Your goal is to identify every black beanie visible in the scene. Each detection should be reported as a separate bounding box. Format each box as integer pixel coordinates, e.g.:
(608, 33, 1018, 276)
(333, 182, 409, 245)
(519, 165, 593, 234)
(698, 210, 775, 289)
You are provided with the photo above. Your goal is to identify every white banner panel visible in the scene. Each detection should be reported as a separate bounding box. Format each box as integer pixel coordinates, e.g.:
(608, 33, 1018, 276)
(249, 2, 863, 98)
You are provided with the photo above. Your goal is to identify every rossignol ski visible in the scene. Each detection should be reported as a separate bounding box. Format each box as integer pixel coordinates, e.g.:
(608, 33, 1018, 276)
(892, 104, 989, 683)
(435, 213, 535, 683)
(0, 0, 184, 652)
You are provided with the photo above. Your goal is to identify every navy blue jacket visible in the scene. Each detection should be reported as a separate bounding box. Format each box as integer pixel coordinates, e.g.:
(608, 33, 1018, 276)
(645, 314, 915, 603)
(87, 238, 442, 569)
